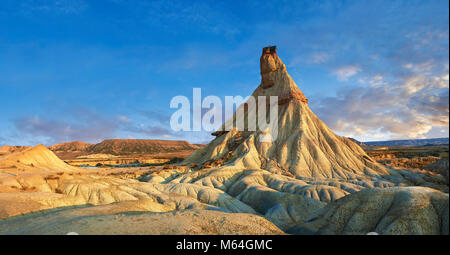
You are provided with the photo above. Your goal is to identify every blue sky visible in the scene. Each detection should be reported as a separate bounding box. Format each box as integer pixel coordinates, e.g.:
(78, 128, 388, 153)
(0, 0, 448, 146)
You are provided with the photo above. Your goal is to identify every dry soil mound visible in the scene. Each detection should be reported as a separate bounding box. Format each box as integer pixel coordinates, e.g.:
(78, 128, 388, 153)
(0, 145, 77, 174)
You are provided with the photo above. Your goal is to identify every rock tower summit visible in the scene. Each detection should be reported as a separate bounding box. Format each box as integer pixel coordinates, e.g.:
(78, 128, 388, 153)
(258, 46, 308, 104)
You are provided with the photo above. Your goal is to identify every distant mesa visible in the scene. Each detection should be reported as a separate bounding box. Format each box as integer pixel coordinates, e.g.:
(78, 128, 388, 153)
(48, 139, 202, 159)
(364, 138, 449, 147)
(49, 141, 93, 152)
(86, 139, 201, 155)
(344, 137, 450, 148)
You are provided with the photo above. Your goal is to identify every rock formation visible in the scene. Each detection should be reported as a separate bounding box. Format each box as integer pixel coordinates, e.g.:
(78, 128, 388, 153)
(426, 158, 449, 185)
(185, 46, 389, 179)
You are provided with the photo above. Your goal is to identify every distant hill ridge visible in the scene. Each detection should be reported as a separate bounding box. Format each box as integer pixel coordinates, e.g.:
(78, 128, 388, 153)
(363, 138, 449, 146)
(49, 141, 93, 152)
(50, 139, 201, 156)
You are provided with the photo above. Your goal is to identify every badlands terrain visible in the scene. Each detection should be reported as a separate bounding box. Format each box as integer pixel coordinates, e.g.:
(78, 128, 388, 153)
(0, 47, 448, 235)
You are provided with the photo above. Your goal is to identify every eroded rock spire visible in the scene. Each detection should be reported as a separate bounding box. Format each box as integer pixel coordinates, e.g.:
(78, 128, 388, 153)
(185, 46, 387, 179)
(260, 46, 282, 89)
(258, 45, 308, 104)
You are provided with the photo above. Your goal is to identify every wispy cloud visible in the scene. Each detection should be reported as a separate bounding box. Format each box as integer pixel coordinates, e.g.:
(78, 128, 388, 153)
(311, 73, 449, 140)
(11, 108, 189, 144)
(12, 107, 119, 145)
(111, 0, 241, 39)
(117, 115, 132, 124)
(333, 65, 361, 81)
(311, 52, 329, 64)
(19, 0, 87, 15)
(138, 110, 171, 125)
(123, 109, 178, 139)
(124, 124, 175, 139)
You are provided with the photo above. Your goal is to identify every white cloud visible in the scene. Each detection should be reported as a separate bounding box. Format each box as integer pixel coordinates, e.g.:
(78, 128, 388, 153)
(403, 63, 413, 69)
(358, 75, 385, 86)
(13, 110, 119, 145)
(333, 65, 361, 81)
(402, 61, 435, 75)
(312, 71, 449, 140)
(117, 115, 132, 124)
(311, 52, 329, 64)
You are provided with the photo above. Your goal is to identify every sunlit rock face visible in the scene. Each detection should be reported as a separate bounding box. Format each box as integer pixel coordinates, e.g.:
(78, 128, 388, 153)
(290, 187, 449, 235)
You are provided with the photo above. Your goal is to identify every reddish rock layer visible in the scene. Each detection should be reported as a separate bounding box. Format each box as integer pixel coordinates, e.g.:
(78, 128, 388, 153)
(278, 91, 308, 105)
